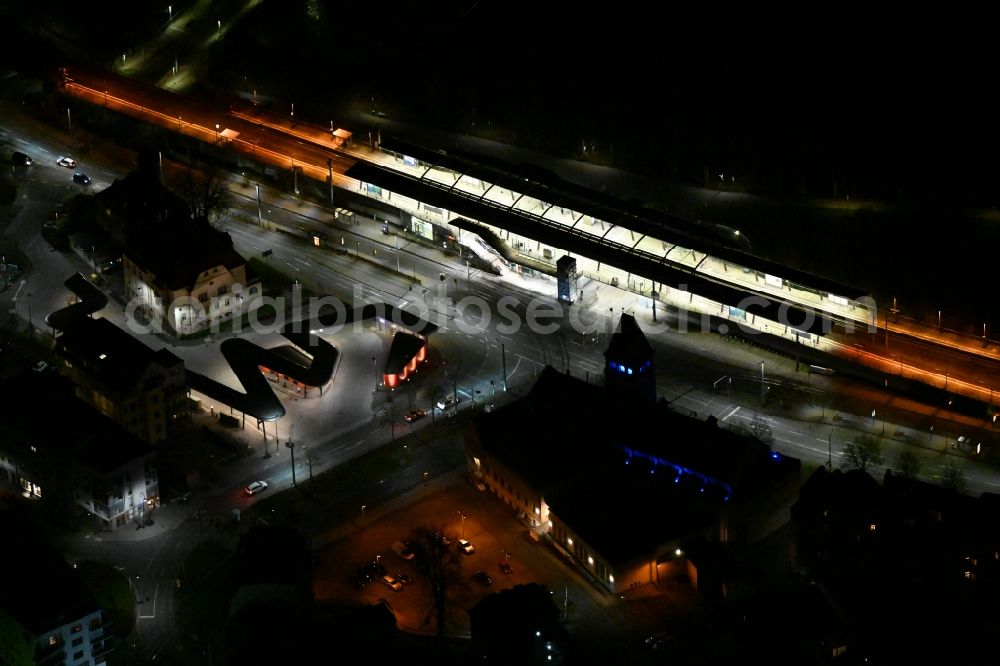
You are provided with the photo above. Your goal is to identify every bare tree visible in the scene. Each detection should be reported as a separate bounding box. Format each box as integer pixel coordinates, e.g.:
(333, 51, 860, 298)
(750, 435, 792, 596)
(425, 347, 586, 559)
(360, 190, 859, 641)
(408, 525, 463, 637)
(750, 414, 774, 443)
(426, 385, 443, 421)
(942, 460, 965, 494)
(180, 170, 230, 225)
(897, 450, 921, 479)
(845, 434, 883, 473)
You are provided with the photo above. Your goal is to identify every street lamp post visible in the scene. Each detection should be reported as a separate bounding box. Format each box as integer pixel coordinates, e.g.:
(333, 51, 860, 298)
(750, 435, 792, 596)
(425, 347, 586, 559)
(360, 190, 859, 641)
(496, 338, 508, 392)
(287, 424, 296, 487)
(458, 510, 466, 539)
(66, 108, 72, 137)
(255, 184, 262, 226)
(759, 361, 765, 405)
(361, 505, 366, 524)
(327, 158, 334, 204)
(372, 356, 378, 393)
(215, 123, 220, 142)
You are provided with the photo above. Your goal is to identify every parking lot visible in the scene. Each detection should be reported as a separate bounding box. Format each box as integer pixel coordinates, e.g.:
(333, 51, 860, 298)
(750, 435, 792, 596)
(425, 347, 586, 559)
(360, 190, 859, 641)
(309, 476, 706, 666)
(312, 478, 613, 637)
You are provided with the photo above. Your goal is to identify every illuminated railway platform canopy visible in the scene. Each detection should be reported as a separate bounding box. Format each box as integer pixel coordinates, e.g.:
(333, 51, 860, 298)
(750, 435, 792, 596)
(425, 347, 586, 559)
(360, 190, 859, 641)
(351, 137, 870, 337)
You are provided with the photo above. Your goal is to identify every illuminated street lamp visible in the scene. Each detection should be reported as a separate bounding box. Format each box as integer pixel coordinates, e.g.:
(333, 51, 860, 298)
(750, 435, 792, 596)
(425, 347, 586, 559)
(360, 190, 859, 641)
(458, 510, 466, 538)
(215, 123, 220, 141)
(168, 5, 172, 20)
(759, 361, 765, 405)
(217, 19, 222, 36)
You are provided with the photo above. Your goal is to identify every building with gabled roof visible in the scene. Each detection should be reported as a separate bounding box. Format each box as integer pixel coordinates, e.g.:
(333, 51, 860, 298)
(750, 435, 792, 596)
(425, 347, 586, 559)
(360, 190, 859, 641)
(465, 366, 800, 595)
(123, 217, 261, 336)
(0, 368, 158, 530)
(55, 317, 186, 444)
(0, 503, 115, 665)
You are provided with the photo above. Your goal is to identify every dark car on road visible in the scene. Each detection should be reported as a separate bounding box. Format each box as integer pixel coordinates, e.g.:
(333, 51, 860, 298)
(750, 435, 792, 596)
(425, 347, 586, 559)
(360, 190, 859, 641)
(99, 257, 121, 274)
(403, 409, 426, 423)
(11, 151, 32, 166)
(472, 570, 492, 587)
(72, 172, 91, 186)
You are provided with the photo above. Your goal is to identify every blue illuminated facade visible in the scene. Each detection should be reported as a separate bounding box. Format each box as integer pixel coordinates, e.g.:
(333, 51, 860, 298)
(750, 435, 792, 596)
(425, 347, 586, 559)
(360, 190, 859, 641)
(604, 314, 656, 404)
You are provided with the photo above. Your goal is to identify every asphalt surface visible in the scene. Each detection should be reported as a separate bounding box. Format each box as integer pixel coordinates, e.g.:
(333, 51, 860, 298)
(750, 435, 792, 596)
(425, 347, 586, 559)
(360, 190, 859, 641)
(6, 78, 1000, 664)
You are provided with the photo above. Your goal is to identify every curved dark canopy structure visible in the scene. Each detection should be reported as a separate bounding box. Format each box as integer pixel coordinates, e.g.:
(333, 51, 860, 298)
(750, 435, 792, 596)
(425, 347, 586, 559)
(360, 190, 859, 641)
(44, 272, 108, 330)
(46, 275, 435, 422)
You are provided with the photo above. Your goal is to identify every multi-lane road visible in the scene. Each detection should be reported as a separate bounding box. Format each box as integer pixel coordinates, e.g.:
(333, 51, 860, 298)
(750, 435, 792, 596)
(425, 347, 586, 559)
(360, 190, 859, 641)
(6, 89, 1000, 663)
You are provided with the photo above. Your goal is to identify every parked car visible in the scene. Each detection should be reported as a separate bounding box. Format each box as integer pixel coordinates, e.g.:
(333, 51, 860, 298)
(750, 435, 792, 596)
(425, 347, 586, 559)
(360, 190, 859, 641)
(354, 560, 386, 586)
(458, 539, 475, 555)
(243, 480, 268, 496)
(403, 409, 426, 423)
(397, 572, 414, 585)
(72, 172, 91, 186)
(31, 361, 48, 373)
(99, 257, 121, 274)
(499, 561, 513, 575)
(472, 570, 492, 587)
(436, 395, 458, 410)
(11, 151, 32, 166)
(56, 156, 77, 168)
(392, 540, 415, 561)
(644, 632, 675, 652)
(380, 574, 403, 591)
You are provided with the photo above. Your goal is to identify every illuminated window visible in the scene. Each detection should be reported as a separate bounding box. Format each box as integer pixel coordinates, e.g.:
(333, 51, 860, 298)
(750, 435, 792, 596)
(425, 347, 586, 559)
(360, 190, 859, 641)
(627, 367, 632, 375)
(587, 556, 594, 565)
(71, 624, 82, 633)
(618, 365, 625, 373)
(869, 524, 876, 532)
(567, 537, 573, 546)
(608, 574, 614, 583)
